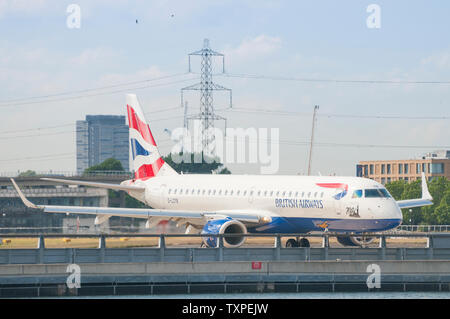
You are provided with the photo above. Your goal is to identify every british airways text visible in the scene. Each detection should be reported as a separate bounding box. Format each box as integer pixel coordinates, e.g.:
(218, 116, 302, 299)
(275, 198, 324, 209)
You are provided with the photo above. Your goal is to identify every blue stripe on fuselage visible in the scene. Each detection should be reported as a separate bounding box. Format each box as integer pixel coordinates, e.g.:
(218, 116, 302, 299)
(247, 217, 402, 234)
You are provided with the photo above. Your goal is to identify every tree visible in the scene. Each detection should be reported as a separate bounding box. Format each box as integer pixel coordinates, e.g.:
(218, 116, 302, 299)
(162, 152, 232, 174)
(385, 177, 450, 225)
(18, 170, 37, 177)
(83, 158, 124, 175)
(83, 158, 145, 208)
(385, 180, 407, 201)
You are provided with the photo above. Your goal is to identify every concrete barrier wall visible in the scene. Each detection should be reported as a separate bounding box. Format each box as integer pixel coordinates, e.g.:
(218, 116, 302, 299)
(1, 247, 450, 264)
(0, 260, 449, 297)
(1, 260, 450, 277)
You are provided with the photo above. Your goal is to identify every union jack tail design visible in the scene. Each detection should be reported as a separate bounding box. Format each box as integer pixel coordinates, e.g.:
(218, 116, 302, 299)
(126, 94, 177, 180)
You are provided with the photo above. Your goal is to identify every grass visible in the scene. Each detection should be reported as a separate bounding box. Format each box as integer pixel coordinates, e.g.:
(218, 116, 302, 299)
(0, 235, 429, 249)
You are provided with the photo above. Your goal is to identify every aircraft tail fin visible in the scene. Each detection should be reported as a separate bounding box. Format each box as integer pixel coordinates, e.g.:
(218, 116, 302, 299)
(126, 94, 178, 180)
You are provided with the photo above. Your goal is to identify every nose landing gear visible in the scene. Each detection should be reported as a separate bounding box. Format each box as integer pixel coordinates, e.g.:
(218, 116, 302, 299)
(286, 237, 310, 248)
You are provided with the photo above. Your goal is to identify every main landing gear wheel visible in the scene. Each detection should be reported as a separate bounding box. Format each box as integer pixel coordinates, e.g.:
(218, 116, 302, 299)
(298, 238, 310, 248)
(285, 238, 310, 248)
(286, 239, 298, 247)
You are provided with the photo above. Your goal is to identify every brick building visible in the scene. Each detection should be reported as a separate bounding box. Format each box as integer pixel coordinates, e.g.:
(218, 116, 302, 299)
(357, 150, 450, 184)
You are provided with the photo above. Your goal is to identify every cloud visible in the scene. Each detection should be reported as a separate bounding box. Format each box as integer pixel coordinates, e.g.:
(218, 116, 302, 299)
(69, 47, 119, 66)
(225, 35, 282, 61)
(0, 0, 51, 17)
(96, 65, 166, 86)
(421, 51, 450, 69)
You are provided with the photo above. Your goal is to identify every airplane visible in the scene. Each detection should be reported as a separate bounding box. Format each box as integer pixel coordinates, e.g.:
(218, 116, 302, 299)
(11, 94, 434, 247)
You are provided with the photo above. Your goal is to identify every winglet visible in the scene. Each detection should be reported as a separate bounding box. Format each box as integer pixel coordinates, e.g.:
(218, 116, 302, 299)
(421, 172, 432, 200)
(10, 178, 39, 209)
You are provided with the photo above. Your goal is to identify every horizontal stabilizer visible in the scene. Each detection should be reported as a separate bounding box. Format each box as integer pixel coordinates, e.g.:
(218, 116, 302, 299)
(396, 173, 433, 209)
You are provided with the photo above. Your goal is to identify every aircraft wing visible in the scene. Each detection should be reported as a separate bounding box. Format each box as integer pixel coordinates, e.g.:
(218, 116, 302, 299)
(396, 172, 433, 209)
(11, 179, 271, 227)
(40, 177, 145, 192)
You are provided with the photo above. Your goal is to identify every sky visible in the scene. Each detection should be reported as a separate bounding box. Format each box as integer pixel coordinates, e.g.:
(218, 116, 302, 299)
(0, 0, 449, 176)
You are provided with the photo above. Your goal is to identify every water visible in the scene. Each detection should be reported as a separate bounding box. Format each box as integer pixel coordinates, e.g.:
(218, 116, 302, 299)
(59, 292, 450, 299)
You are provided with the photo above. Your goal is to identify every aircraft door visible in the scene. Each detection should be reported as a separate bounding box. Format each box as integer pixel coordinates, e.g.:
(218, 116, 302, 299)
(333, 189, 343, 216)
(159, 184, 167, 208)
(248, 186, 256, 204)
(333, 199, 342, 216)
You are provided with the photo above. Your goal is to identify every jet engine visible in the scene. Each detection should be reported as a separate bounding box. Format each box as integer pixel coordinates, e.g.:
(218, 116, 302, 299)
(336, 235, 375, 247)
(201, 218, 247, 248)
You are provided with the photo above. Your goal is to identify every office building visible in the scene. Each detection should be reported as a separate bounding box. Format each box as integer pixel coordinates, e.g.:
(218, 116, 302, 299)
(76, 115, 129, 174)
(356, 150, 450, 184)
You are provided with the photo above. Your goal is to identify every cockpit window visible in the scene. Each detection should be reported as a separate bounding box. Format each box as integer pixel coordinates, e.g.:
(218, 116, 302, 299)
(379, 188, 392, 198)
(365, 188, 391, 198)
(352, 190, 363, 198)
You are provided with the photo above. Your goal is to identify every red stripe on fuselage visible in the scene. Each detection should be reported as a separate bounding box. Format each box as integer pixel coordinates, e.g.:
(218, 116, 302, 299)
(127, 104, 157, 146)
(316, 183, 348, 191)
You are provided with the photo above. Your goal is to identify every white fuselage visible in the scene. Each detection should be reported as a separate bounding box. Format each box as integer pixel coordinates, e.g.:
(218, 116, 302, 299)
(126, 174, 403, 233)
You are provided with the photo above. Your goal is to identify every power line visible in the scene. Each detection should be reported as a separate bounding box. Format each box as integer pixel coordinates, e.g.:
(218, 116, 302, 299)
(217, 72, 450, 85)
(0, 73, 190, 105)
(0, 77, 198, 108)
(217, 106, 450, 120)
(0, 105, 186, 136)
(0, 130, 74, 140)
(158, 134, 450, 150)
(0, 153, 74, 162)
(0, 124, 75, 135)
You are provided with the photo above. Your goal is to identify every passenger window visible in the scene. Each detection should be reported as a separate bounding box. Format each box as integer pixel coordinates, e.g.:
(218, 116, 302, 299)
(230, 190, 234, 195)
(213, 190, 216, 195)
(168, 189, 172, 195)
(282, 191, 286, 196)
(307, 192, 311, 197)
(264, 191, 268, 196)
(237, 190, 240, 196)
(288, 191, 292, 197)
(295, 191, 298, 197)
(202, 190, 206, 195)
(180, 189, 183, 195)
(257, 191, 261, 196)
(225, 190, 228, 195)
(218, 190, 222, 195)
(314, 192, 317, 197)
(243, 190, 247, 196)
(270, 191, 274, 196)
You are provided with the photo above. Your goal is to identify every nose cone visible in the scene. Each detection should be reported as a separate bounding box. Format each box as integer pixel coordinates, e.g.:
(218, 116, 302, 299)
(385, 199, 403, 228)
(371, 199, 402, 231)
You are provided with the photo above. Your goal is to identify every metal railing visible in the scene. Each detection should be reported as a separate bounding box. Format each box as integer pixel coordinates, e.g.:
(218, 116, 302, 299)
(396, 225, 450, 232)
(0, 232, 449, 264)
(0, 171, 133, 178)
